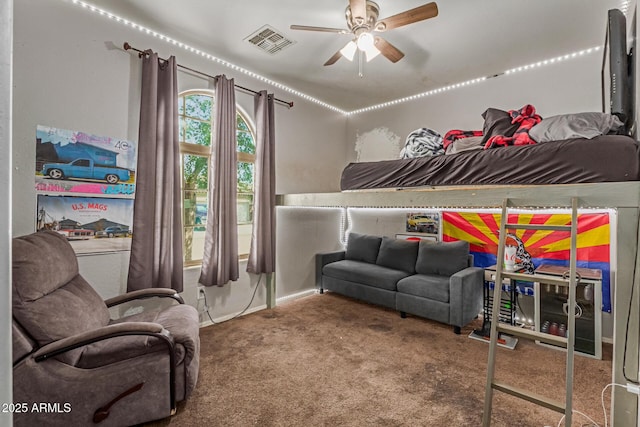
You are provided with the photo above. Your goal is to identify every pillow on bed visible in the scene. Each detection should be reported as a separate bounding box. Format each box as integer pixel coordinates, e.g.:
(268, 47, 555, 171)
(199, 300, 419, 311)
(529, 112, 624, 142)
(445, 136, 484, 154)
(480, 108, 520, 146)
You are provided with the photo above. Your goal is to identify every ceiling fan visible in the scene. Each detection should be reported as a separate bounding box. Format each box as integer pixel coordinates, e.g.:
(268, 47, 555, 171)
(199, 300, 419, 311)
(290, 0, 438, 68)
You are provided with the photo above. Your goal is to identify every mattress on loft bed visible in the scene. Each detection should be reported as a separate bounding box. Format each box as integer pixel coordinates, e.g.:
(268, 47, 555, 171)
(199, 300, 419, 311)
(340, 135, 640, 191)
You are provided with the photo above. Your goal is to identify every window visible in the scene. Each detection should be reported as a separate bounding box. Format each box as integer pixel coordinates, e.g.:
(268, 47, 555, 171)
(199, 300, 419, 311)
(178, 90, 256, 265)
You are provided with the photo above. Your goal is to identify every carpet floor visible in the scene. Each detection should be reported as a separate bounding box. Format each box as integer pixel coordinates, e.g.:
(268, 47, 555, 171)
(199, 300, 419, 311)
(148, 292, 613, 426)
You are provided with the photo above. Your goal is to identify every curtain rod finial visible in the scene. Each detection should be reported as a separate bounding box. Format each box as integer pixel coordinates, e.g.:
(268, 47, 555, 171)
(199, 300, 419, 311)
(123, 42, 131, 51)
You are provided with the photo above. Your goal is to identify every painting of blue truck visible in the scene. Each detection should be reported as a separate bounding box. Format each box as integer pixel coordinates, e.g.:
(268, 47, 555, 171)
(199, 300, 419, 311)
(42, 158, 131, 184)
(35, 125, 137, 196)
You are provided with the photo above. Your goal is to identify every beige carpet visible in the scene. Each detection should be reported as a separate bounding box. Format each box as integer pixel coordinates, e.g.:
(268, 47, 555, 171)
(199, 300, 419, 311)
(149, 292, 613, 426)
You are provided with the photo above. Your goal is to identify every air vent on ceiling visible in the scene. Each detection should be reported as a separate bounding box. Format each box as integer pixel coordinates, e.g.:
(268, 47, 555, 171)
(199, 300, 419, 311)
(245, 25, 295, 55)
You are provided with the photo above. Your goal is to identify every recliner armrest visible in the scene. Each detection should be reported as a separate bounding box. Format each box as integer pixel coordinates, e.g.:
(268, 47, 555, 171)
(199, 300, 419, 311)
(104, 288, 184, 307)
(32, 322, 169, 362)
(31, 321, 178, 415)
(316, 251, 346, 289)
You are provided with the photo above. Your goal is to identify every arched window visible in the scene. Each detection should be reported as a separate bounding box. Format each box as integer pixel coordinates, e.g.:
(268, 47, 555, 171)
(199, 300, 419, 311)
(178, 90, 255, 265)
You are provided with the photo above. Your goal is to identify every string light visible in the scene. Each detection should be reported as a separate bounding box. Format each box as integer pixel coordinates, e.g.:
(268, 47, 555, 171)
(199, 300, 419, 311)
(70, 0, 608, 117)
(68, 0, 347, 114)
(620, 0, 630, 14)
(503, 47, 600, 76)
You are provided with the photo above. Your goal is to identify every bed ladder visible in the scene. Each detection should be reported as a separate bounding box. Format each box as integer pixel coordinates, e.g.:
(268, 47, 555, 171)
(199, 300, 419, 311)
(482, 197, 579, 426)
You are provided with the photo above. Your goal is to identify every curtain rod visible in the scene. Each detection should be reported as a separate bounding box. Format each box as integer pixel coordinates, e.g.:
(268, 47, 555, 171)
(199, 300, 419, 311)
(123, 42, 294, 108)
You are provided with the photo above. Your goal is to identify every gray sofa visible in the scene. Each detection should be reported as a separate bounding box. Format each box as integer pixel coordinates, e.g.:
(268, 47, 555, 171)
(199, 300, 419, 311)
(316, 233, 483, 334)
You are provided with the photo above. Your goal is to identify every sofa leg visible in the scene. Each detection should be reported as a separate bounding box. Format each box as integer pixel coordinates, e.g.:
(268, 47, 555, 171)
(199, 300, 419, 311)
(319, 288, 324, 294)
(400, 311, 407, 319)
(453, 326, 461, 335)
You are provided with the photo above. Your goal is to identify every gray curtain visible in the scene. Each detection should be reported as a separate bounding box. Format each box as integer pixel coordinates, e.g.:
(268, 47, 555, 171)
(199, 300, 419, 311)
(199, 75, 239, 286)
(247, 91, 276, 274)
(127, 51, 183, 292)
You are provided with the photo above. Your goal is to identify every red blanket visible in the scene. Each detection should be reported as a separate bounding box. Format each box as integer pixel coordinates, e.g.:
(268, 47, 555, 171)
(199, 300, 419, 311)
(443, 104, 542, 151)
(484, 104, 542, 149)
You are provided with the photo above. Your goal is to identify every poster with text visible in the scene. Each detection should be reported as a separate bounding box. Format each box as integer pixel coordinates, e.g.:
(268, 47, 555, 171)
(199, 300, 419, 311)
(36, 195, 134, 255)
(35, 125, 137, 197)
(442, 211, 612, 312)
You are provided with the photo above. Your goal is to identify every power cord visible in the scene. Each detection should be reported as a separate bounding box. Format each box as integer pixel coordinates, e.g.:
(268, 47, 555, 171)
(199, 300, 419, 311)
(201, 273, 263, 325)
(555, 408, 599, 427)
(623, 229, 639, 384)
(600, 382, 636, 427)
(552, 381, 640, 427)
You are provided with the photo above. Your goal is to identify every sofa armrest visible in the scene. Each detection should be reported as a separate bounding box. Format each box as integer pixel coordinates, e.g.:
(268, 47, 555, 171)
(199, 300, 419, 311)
(104, 288, 184, 308)
(449, 267, 484, 328)
(315, 251, 346, 290)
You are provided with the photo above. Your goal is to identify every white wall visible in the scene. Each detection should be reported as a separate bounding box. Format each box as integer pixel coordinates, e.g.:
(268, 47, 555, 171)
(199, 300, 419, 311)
(1, 0, 12, 424)
(12, 0, 348, 319)
(346, 52, 603, 162)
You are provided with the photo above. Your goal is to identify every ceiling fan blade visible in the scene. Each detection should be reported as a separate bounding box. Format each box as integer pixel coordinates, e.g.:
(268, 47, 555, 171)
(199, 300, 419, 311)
(374, 36, 405, 63)
(376, 2, 438, 32)
(349, 0, 367, 23)
(324, 49, 343, 66)
(290, 25, 349, 34)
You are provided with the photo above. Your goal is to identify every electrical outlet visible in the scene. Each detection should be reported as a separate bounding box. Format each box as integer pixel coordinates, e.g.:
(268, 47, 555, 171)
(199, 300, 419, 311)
(197, 286, 206, 301)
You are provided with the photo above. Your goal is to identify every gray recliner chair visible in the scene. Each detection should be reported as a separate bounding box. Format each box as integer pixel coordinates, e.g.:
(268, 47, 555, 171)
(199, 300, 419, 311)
(12, 230, 200, 426)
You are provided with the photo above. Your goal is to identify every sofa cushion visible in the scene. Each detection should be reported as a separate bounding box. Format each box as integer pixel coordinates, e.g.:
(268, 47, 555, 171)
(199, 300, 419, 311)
(322, 260, 411, 291)
(415, 240, 469, 276)
(397, 274, 450, 303)
(375, 237, 419, 273)
(345, 233, 382, 264)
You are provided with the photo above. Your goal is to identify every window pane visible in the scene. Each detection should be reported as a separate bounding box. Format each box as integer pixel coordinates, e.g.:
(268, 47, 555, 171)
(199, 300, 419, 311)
(237, 193, 253, 225)
(238, 161, 254, 227)
(184, 94, 212, 121)
(179, 116, 185, 142)
(184, 154, 209, 190)
(183, 153, 209, 264)
(185, 118, 211, 146)
(237, 115, 249, 131)
(237, 130, 255, 154)
(237, 161, 254, 193)
(178, 97, 184, 115)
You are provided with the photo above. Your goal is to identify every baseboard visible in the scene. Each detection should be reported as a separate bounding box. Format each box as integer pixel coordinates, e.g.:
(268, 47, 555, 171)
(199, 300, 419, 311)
(602, 336, 613, 345)
(198, 288, 317, 327)
(275, 288, 317, 304)
(200, 304, 267, 327)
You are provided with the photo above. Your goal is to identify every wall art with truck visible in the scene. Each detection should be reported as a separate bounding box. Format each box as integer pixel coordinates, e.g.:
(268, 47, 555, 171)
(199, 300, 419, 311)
(35, 125, 137, 197)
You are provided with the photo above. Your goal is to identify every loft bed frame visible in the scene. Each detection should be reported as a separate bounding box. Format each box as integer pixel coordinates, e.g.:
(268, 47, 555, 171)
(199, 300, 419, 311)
(277, 182, 640, 209)
(276, 183, 640, 425)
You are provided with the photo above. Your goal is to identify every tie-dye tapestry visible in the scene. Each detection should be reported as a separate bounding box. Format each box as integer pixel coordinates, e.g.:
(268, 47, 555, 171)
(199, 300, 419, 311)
(442, 211, 612, 312)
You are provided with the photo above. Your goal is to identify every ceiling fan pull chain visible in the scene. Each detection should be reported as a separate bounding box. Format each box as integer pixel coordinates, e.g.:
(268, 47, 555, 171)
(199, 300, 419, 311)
(358, 50, 364, 78)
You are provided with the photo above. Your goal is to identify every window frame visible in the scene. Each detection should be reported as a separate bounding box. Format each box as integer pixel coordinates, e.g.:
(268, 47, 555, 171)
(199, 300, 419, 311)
(178, 89, 256, 267)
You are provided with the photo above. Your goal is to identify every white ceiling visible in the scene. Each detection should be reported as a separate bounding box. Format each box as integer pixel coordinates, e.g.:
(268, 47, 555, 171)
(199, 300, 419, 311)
(88, 0, 627, 111)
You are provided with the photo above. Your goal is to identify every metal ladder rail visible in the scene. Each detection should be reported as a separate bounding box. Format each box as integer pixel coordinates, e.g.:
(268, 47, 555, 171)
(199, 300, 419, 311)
(482, 198, 578, 426)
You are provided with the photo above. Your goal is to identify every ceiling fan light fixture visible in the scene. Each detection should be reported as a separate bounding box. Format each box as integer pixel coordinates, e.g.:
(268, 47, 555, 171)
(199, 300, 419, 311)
(356, 32, 375, 51)
(340, 40, 357, 61)
(364, 46, 380, 62)
(356, 32, 380, 62)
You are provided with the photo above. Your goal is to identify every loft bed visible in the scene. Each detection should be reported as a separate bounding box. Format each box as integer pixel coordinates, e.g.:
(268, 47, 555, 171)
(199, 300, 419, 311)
(340, 134, 640, 191)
